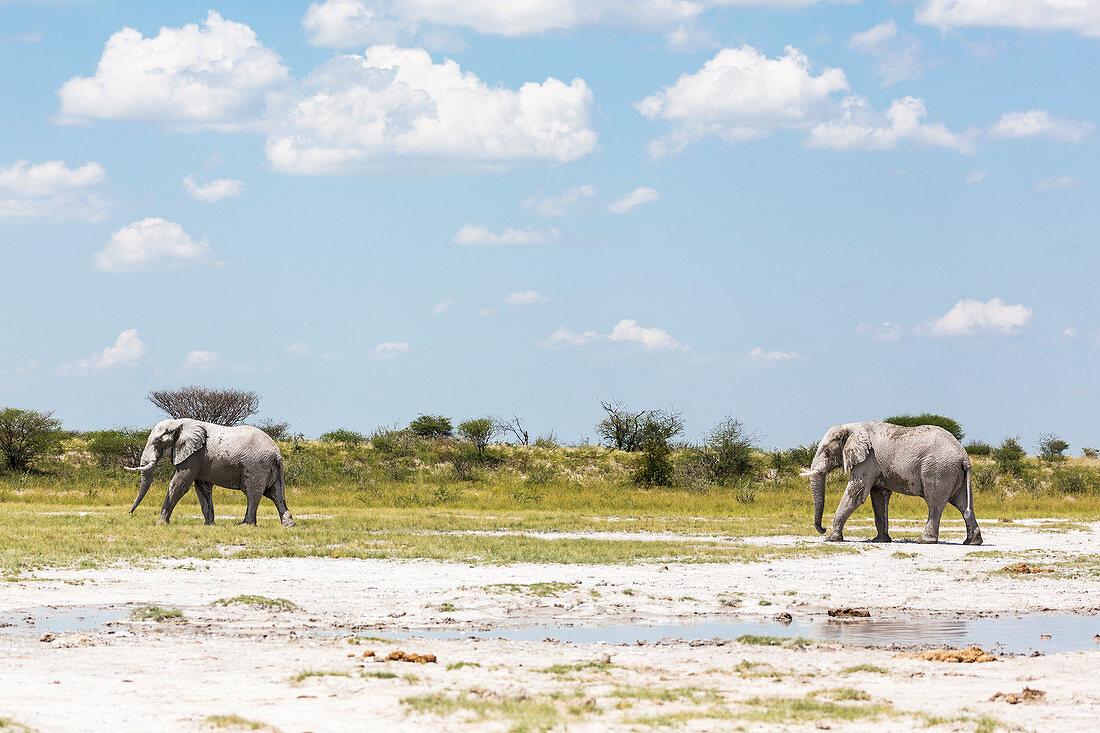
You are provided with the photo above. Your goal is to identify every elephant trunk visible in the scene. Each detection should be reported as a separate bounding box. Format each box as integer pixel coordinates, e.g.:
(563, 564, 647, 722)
(126, 444, 159, 514)
(808, 470, 827, 534)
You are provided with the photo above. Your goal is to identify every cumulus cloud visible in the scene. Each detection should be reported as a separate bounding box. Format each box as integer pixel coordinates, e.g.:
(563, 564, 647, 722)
(849, 19, 923, 86)
(369, 341, 410, 360)
(264, 46, 596, 174)
(1034, 175, 1078, 190)
(608, 319, 686, 352)
(807, 95, 977, 153)
(182, 350, 221, 370)
(1063, 327, 1078, 338)
(542, 326, 600, 349)
(182, 175, 246, 202)
(746, 346, 798, 362)
(916, 0, 1100, 39)
(302, 0, 844, 49)
(429, 298, 455, 314)
(94, 218, 212, 273)
(965, 169, 988, 184)
(521, 184, 595, 217)
(58, 329, 148, 374)
(917, 298, 1032, 337)
(504, 290, 549, 306)
(454, 224, 560, 246)
(608, 186, 660, 214)
(285, 341, 317, 357)
(0, 159, 111, 222)
(857, 322, 905, 342)
(637, 45, 849, 156)
(58, 11, 290, 129)
(0, 359, 40, 378)
(988, 110, 1093, 143)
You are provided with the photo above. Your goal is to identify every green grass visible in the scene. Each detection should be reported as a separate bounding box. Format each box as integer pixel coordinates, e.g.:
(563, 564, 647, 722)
(212, 595, 296, 612)
(362, 671, 398, 679)
(483, 582, 576, 597)
(538, 660, 613, 675)
(840, 664, 888, 675)
(736, 634, 812, 649)
(0, 718, 37, 732)
(130, 605, 183, 622)
(446, 661, 480, 670)
(742, 691, 893, 724)
(402, 692, 568, 732)
(204, 714, 266, 730)
(289, 669, 351, 684)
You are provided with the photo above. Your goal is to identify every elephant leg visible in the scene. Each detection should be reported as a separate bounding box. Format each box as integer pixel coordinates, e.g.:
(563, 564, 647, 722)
(916, 499, 947, 543)
(264, 480, 295, 528)
(194, 481, 215, 525)
(949, 490, 983, 545)
(825, 477, 871, 542)
(870, 486, 892, 542)
(240, 468, 265, 526)
(160, 470, 196, 524)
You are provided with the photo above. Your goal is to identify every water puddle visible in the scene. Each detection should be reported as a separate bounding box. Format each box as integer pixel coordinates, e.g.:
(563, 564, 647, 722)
(0, 607, 128, 635)
(382, 614, 1100, 655)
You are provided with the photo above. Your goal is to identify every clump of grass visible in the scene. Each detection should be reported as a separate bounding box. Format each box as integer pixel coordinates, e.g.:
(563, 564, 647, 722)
(538, 660, 613, 675)
(840, 664, 887, 675)
(437, 602, 455, 612)
(363, 671, 397, 679)
(736, 634, 811, 649)
(348, 636, 396, 645)
(446, 662, 481, 670)
(403, 691, 566, 731)
(0, 717, 36, 733)
(484, 582, 576, 597)
(611, 686, 717, 703)
(205, 714, 266, 729)
(212, 595, 297, 612)
(130, 605, 183, 622)
(290, 669, 351, 684)
(742, 691, 893, 723)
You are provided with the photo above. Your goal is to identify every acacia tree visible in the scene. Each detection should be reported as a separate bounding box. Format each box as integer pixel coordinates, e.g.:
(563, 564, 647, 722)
(595, 399, 649, 452)
(494, 415, 530, 446)
(458, 418, 497, 458)
(0, 408, 63, 471)
(148, 386, 260, 426)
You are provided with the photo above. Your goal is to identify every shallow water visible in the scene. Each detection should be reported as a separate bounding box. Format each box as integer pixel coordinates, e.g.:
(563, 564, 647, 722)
(386, 614, 1100, 655)
(0, 607, 128, 634)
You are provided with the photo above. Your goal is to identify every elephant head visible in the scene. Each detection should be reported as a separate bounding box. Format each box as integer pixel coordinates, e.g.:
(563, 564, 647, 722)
(800, 423, 872, 534)
(125, 419, 207, 514)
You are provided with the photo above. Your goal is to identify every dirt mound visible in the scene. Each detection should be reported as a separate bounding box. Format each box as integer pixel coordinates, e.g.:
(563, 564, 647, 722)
(902, 646, 997, 663)
(1001, 563, 1051, 574)
(828, 607, 870, 618)
(386, 650, 437, 664)
(989, 687, 1045, 704)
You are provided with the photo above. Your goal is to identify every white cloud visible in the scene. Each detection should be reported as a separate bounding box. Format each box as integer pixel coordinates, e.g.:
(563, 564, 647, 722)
(0, 159, 111, 222)
(808, 95, 977, 153)
(521, 184, 595, 217)
(285, 341, 317, 357)
(916, 0, 1100, 39)
(965, 169, 988, 184)
(505, 290, 550, 306)
(608, 319, 686, 352)
(989, 110, 1093, 143)
(917, 298, 1033, 337)
(302, 0, 846, 49)
(264, 46, 596, 174)
(429, 298, 455, 314)
(849, 19, 923, 86)
(746, 346, 798, 362)
(94, 218, 212, 273)
(58, 329, 148, 374)
(12, 31, 44, 44)
(541, 326, 600, 349)
(477, 307, 498, 318)
(1063, 327, 1078, 338)
(453, 224, 560, 246)
(182, 175, 246, 202)
(183, 350, 221, 370)
(637, 45, 849, 156)
(0, 359, 40, 378)
(1034, 175, 1078, 190)
(58, 11, 289, 129)
(857, 322, 904, 342)
(370, 341, 410, 360)
(608, 186, 661, 214)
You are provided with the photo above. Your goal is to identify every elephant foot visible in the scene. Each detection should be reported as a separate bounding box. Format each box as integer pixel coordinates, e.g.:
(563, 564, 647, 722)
(914, 535, 938, 544)
(870, 535, 892, 543)
(156, 518, 169, 525)
(237, 520, 257, 527)
(824, 531, 844, 542)
(204, 521, 215, 526)
(964, 531, 983, 546)
(281, 517, 297, 528)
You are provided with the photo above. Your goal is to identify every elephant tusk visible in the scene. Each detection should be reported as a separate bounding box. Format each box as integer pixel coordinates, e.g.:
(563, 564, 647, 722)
(124, 462, 155, 472)
(799, 469, 816, 477)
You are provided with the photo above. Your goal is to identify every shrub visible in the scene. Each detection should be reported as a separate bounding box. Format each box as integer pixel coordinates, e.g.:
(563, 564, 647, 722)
(965, 441, 992, 456)
(1051, 467, 1100, 495)
(884, 413, 964, 441)
(703, 416, 756, 482)
(457, 418, 497, 458)
(494, 415, 530, 446)
(0, 408, 63, 471)
(784, 444, 816, 469)
(409, 414, 453, 439)
(992, 437, 1026, 476)
(439, 441, 480, 481)
(148, 386, 259, 426)
(971, 464, 996, 494)
(766, 448, 786, 478)
(595, 399, 648, 452)
(1084, 447, 1099, 459)
(1036, 432, 1069, 463)
(319, 428, 364, 446)
(533, 431, 560, 448)
(368, 426, 421, 457)
(254, 419, 290, 441)
(86, 428, 148, 468)
(633, 412, 684, 486)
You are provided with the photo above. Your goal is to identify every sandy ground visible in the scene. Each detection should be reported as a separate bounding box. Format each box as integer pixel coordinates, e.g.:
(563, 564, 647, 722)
(1, 520, 1098, 732)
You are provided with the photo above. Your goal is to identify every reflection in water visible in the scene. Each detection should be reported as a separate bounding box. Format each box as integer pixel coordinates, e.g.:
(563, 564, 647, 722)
(0, 607, 128, 634)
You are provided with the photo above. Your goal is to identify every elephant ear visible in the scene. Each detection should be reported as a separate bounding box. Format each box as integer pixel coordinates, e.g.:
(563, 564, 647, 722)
(842, 425, 872, 473)
(172, 421, 207, 465)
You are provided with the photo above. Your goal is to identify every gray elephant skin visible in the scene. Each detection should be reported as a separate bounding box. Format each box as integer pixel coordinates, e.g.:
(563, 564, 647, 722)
(801, 420, 981, 545)
(126, 419, 295, 527)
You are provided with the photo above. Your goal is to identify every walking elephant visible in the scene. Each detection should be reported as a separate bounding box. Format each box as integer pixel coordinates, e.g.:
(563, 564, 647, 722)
(125, 418, 295, 527)
(800, 421, 981, 545)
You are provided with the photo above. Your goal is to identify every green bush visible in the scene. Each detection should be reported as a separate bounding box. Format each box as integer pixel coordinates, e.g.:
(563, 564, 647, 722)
(86, 428, 148, 468)
(409, 414, 453, 439)
(457, 418, 497, 458)
(964, 441, 992, 456)
(1083, 447, 1099, 459)
(884, 413, 964, 441)
(784, 444, 816, 469)
(254, 419, 291, 441)
(992, 437, 1027, 476)
(703, 417, 756, 482)
(0, 408, 64, 471)
(971, 464, 996, 494)
(1036, 432, 1069, 463)
(319, 428, 364, 446)
(634, 418, 680, 486)
(1051, 467, 1100, 495)
(368, 426, 421, 457)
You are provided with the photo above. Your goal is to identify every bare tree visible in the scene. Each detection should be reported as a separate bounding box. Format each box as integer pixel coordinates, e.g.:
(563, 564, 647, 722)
(148, 386, 260, 426)
(494, 414, 530, 446)
(595, 399, 649, 452)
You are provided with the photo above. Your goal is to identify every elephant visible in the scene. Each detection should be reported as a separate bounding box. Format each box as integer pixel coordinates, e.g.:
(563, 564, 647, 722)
(800, 421, 981, 545)
(125, 418, 295, 527)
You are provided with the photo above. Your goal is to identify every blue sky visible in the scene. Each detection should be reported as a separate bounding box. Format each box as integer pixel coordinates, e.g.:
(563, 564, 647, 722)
(0, 0, 1097, 449)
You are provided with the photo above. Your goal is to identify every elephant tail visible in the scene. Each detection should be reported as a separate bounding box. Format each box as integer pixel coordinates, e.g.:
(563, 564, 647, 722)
(962, 461, 973, 521)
